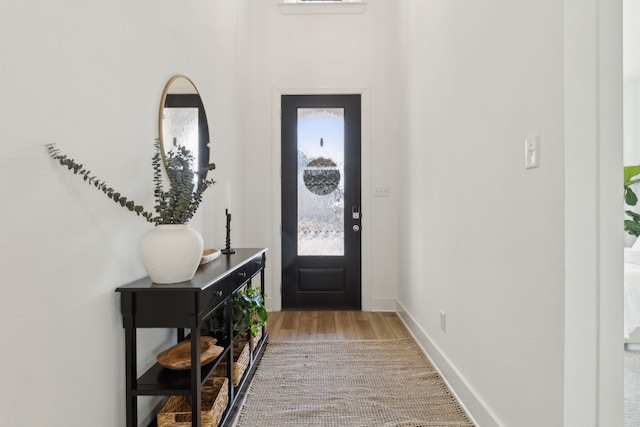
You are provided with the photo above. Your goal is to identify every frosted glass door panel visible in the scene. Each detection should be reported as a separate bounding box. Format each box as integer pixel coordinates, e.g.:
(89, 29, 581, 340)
(297, 108, 344, 256)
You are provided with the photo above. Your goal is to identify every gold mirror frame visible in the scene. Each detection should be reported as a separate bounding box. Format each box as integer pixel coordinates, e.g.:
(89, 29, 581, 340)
(158, 75, 210, 186)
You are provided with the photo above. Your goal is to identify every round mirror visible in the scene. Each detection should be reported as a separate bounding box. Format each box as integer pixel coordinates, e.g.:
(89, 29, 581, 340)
(158, 75, 210, 189)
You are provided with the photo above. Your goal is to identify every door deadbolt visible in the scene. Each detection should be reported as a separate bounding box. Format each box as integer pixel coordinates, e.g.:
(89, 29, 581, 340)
(353, 225, 360, 232)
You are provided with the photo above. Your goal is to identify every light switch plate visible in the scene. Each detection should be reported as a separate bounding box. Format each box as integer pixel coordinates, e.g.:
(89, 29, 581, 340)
(525, 135, 540, 169)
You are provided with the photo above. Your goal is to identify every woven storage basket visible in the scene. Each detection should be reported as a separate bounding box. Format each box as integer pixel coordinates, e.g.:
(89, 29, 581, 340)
(157, 377, 229, 427)
(251, 329, 262, 350)
(216, 336, 250, 387)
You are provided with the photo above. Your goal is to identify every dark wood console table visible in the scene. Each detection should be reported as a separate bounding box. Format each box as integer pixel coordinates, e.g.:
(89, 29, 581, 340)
(116, 248, 268, 427)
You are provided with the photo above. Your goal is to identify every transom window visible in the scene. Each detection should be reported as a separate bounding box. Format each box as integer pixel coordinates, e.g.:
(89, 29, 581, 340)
(279, 0, 366, 14)
(283, 0, 362, 3)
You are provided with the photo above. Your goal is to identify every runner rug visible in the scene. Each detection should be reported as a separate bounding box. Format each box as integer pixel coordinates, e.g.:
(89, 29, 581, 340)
(236, 339, 475, 427)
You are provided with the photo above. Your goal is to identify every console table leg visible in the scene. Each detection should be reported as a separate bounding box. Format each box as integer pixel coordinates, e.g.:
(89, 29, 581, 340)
(125, 325, 137, 427)
(191, 325, 202, 426)
(226, 300, 235, 402)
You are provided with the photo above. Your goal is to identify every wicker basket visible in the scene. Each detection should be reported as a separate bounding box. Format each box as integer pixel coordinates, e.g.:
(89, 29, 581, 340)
(216, 336, 250, 386)
(251, 329, 263, 350)
(157, 377, 229, 427)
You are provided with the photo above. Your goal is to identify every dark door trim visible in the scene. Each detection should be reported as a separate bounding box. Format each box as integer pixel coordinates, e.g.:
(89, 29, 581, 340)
(281, 94, 361, 309)
(270, 88, 372, 312)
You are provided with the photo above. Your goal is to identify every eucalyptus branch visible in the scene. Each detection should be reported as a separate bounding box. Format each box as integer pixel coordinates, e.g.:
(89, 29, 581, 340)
(46, 143, 155, 223)
(47, 140, 215, 225)
(151, 141, 216, 224)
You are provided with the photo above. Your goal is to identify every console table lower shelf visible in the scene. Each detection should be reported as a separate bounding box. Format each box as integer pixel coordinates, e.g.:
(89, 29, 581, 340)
(219, 334, 267, 426)
(151, 333, 268, 427)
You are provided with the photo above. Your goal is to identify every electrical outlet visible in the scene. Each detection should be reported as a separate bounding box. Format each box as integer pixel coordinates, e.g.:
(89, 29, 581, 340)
(373, 186, 390, 197)
(440, 311, 446, 332)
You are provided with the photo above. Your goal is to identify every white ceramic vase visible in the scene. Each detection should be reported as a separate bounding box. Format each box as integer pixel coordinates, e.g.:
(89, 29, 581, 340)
(139, 224, 204, 284)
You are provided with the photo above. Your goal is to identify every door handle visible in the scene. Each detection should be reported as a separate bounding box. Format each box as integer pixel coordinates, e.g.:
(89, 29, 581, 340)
(352, 225, 360, 232)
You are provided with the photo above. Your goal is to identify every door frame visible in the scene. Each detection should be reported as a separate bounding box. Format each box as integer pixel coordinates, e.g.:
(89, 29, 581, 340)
(269, 87, 371, 312)
(564, 0, 623, 425)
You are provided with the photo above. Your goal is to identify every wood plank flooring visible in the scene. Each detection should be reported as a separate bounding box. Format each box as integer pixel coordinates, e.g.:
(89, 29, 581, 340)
(266, 311, 412, 342)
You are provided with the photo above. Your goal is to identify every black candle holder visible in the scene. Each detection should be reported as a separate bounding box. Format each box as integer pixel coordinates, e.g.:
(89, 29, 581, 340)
(221, 209, 235, 254)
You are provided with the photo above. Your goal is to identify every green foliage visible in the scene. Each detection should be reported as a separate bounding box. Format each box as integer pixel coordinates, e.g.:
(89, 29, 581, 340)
(625, 211, 640, 237)
(201, 310, 226, 337)
(625, 165, 640, 187)
(47, 141, 215, 225)
(626, 189, 638, 207)
(625, 165, 640, 206)
(233, 286, 268, 337)
(152, 143, 216, 224)
(624, 165, 640, 236)
(200, 286, 268, 338)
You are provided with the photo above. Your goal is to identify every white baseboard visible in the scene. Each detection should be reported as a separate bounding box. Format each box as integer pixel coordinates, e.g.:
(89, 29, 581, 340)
(370, 298, 396, 312)
(264, 297, 395, 313)
(396, 301, 503, 427)
(264, 296, 279, 312)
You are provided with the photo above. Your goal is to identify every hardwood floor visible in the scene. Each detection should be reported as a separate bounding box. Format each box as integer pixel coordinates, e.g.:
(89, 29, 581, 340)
(266, 311, 412, 342)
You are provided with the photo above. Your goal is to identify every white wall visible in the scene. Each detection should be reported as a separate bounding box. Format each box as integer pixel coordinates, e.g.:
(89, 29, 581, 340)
(236, 0, 401, 312)
(624, 0, 640, 166)
(624, 0, 640, 248)
(0, 1, 242, 425)
(625, 80, 640, 165)
(624, 0, 640, 82)
(396, 1, 565, 425)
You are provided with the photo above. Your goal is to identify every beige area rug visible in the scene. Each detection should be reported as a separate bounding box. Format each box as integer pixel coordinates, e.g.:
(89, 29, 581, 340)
(236, 339, 475, 427)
